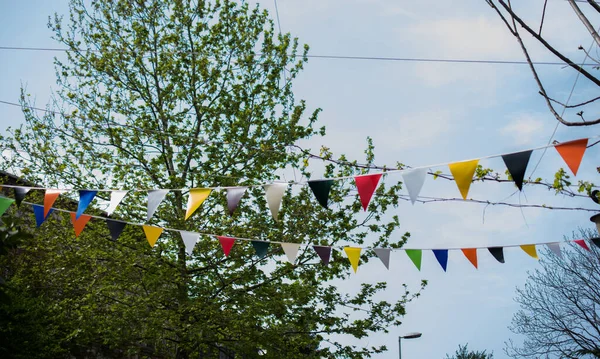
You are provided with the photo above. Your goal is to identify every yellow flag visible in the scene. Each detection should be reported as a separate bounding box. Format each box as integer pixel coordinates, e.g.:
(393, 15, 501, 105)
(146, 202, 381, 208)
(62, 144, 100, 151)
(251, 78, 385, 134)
(448, 160, 479, 200)
(520, 244, 539, 260)
(143, 225, 164, 247)
(344, 247, 362, 273)
(185, 188, 212, 220)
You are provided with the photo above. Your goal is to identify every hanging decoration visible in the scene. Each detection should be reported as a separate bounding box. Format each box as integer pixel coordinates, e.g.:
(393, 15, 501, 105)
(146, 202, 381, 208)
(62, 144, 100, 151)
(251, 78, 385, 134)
(405, 249, 422, 271)
(433, 249, 449, 271)
(373, 248, 391, 269)
(461, 248, 478, 269)
(143, 225, 163, 247)
(344, 247, 362, 273)
(402, 168, 427, 205)
(32, 204, 53, 227)
(554, 138, 588, 176)
(106, 190, 128, 216)
(0, 197, 14, 216)
(520, 244, 539, 260)
(44, 189, 66, 217)
(308, 180, 333, 209)
(546, 242, 562, 258)
(227, 187, 247, 215)
(106, 219, 127, 241)
(281, 243, 301, 264)
(252, 241, 270, 258)
(313, 245, 332, 265)
(501, 150, 532, 191)
(488, 247, 505, 263)
(147, 190, 169, 221)
(13, 187, 30, 207)
(70, 212, 92, 237)
(574, 239, 590, 251)
(185, 188, 212, 220)
(218, 236, 236, 256)
(76, 190, 97, 219)
(448, 160, 479, 200)
(264, 183, 287, 221)
(354, 174, 382, 211)
(180, 231, 200, 255)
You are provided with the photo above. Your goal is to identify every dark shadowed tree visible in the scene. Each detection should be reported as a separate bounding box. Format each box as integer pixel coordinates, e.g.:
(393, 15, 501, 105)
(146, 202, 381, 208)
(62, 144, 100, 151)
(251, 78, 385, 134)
(445, 344, 494, 359)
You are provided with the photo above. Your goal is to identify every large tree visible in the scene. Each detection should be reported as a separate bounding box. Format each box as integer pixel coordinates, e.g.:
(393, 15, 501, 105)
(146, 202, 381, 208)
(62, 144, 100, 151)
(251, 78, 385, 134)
(445, 344, 494, 359)
(506, 229, 600, 358)
(0, 0, 422, 358)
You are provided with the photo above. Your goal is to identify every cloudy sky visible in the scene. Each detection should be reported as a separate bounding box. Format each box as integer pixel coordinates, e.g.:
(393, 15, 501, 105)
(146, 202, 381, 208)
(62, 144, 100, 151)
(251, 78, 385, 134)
(1, 1, 599, 358)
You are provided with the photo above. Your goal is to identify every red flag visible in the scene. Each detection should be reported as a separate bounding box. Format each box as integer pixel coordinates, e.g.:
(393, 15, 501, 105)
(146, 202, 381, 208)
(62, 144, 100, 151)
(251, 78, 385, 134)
(354, 173, 382, 211)
(574, 239, 590, 251)
(218, 236, 236, 256)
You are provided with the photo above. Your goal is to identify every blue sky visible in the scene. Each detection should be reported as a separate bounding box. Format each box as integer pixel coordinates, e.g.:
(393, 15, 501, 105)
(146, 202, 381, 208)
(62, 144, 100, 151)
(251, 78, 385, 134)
(1, 1, 599, 358)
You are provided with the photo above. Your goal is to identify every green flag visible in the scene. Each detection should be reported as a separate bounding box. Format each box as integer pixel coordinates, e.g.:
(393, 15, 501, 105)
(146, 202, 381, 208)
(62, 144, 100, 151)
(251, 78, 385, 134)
(0, 197, 15, 216)
(405, 249, 422, 271)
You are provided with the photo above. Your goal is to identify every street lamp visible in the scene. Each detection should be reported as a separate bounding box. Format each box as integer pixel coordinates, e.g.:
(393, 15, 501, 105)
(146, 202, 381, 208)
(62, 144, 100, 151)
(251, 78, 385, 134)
(398, 332, 422, 359)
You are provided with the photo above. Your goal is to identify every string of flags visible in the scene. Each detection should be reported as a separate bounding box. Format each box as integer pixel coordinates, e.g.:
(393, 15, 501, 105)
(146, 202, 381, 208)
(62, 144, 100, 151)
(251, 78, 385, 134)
(0, 137, 593, 224)
(0, 196, 597, 273)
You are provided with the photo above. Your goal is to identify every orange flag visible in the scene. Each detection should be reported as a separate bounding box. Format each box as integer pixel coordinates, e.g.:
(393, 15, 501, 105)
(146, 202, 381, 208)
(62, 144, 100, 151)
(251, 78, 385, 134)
(44, 189, 66, 217)
(448, 160, 479, 200)
(70, 212, 92, 237)
(554, 138, 588, 176)
(461, 248, 478, 269)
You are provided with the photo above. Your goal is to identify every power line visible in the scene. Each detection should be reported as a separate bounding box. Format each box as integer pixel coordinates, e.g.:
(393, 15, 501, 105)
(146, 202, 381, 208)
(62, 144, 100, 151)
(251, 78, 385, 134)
(0, 45, 595, 67)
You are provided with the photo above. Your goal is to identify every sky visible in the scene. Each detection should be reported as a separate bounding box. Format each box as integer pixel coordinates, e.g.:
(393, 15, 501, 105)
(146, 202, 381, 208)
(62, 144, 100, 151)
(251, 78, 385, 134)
(1, 1, 600, 358)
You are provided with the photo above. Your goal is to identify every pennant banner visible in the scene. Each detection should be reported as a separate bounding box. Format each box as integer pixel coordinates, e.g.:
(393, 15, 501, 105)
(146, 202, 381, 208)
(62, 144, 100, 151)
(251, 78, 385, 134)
(355, 173, 382, 211)
(448, 160, 478, 200)
(546, 242, 562, 258)
(405, 249, 422, 271)
(308, 180, 333, 209)
(218, 236, 236, 256)
(344, 247, 362, 273)
(590, 238, 600, 248)
(147, 190, 169, 222)
(106, 190, 128, 216)
(70, 212, 92, 237)
(502, 150, 532, 191)
(13, 187, 30, 207)
(402, 168, 427, 204)
(180, 231, 200, 255)
(555, 138, 587, 176)
(488, 247, 505, 263)
(313, 245, 332, 265)
(143, 225, 163, 247)
(574, 239, 590, 251)
(281, 243, 301, 264)
(264, 183, 287, 221)
(520, 244, 539, 260)
(252, 241, 270, 258)
(44, 189, 66, 217)
(0, 197, 14, 216)
(373, 248, 391, 269)
(227, 187, 247, 215)
(32, 204, 53, 227)
(76, 190, 97, 219)
(433, 249, 448, 271)
(185, 188, 212, 220)
(106, 219, 127, 241)
(461, 248, 478, 269)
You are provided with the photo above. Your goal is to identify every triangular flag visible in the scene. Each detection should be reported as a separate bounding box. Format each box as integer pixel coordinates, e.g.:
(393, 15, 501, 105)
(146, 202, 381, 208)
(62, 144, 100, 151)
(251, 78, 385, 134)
(76, 190, 97, 219)
(32, 204, 53, 227)
(313, 246, 331, 265)
(373, 248, 391, 269)
(308, 180, 333, 209)
(281, 243, 301, 264)
(448, 160, 479, 200)
(555, 138, 588, 176)
(574, 239, 590, 251)
(69, 212, 92, 237)
(488, 247, 505, 263)
(0, 197, 14, 216)
(546, 242, 562, 258)
(227, 187, 247, 215)
(252, 241, 270, 258)
(44, 189, 66, 217)
(405, 249, 422, 271)
(433, 249, 448, 271)
(13, 187, 30, 207)
(344, 247, 362, 273)
(264, 183, 287, 221)
(520, 244, 539, 260)
(217, 236, 236, 256)
(461, 248, 478, 269)
(143, 225, 163, 247)
(180, 231, 200, 255)
(589, 237, 600, 248)
(106, 219, 126, 241)
(185, 188, 212, 220)
(354, 173, 382, 211)
(402, 168, 427, 204)
(502, 150, 532, 191)
(106, 190, 128, 216)
(147, 189, 169, 221)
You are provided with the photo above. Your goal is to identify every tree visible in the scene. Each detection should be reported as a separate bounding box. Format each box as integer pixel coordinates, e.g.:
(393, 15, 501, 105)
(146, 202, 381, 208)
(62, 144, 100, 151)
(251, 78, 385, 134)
(445, 344, 494, 359)
(0, 0, 424, 358)
(506, 229, 600, 358)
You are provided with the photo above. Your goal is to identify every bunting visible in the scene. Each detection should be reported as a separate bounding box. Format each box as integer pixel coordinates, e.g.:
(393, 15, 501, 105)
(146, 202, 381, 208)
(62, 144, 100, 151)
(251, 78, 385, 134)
(405, 249, 422, 271)
(218, 236, 236, 256)
(488, 247, 505, 263)
(76, 190, 97, 219)
(448, 160, 478, 200)
(344, 247, 362, 273)
(555, 138, 587, 176)
(106, 190, 128, 216)
(185, 188, 212, 220)
(546, 242, 562, 258)
(574, 239, 590, 251)
(227, 187, 247, 215)
(143, 225, 163, 247)
(0, 197, 14, 216)
(252, 241, 270, 258)
(106, 219, 127, 241)
(520, 244, 538, 260)
(281, 243, 301, 264)
(433, 249, 448, 271)
(13, 187, 29, 207)
(308, 180, 333, 209)
(32, 204, 53, 227)
(264, 183, 287, 221)
(402, 168, 427, 204)
(313, 245, 332, 265)
(70, 212, 92, 237)
(147, 190, 169, 221)
(502, 150, 532, 191)
(354, 173, 382, 211)
(180, 231, 200, 255)
(44, 189, 66, 217)
(590, 238, 600, 248)
(461, 248, 478, 269)
(373, 248, 391, 269)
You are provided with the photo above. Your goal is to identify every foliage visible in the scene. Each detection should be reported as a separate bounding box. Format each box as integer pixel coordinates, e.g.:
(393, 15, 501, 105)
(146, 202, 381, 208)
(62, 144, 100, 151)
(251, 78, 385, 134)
(445, 344, 494, 359)
(506, 228, 600, 358)
(0, 0, 424, 358)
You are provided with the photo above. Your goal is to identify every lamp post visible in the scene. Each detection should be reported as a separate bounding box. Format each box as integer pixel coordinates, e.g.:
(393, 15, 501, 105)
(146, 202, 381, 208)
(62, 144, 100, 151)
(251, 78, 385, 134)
(398, 332, 422, 359)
